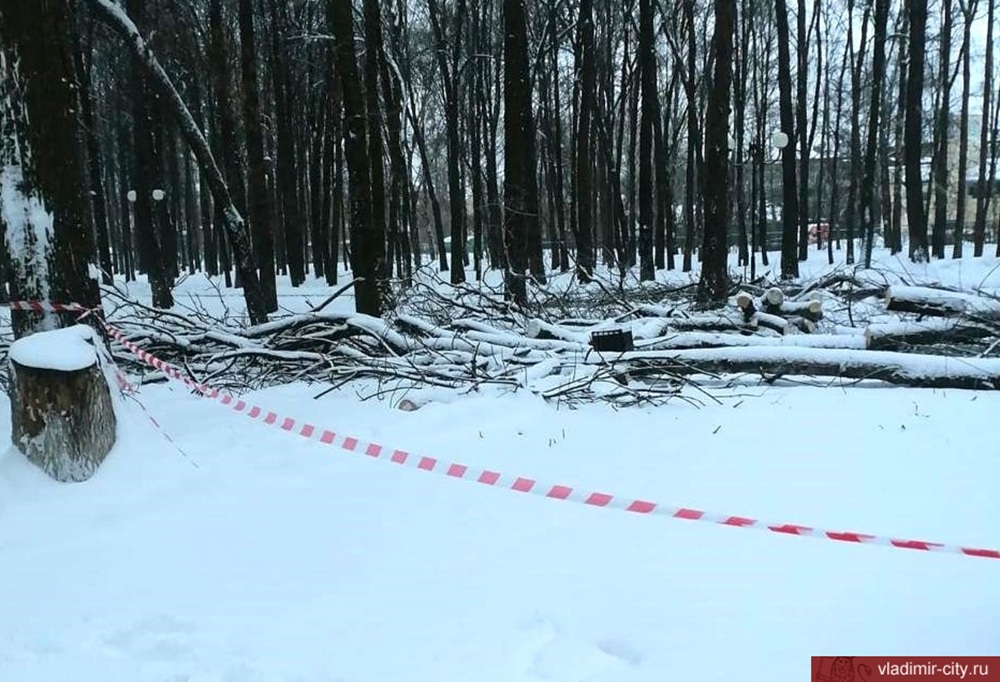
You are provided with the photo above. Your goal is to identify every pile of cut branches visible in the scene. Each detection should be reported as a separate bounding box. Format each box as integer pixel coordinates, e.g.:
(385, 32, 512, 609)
(5, 266, 1000, 406)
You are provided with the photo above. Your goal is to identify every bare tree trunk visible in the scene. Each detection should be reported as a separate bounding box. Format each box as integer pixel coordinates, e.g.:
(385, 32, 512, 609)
(862, 0, 889, 267)
(734, 0, 749, 268)
(126, 0, 172, 309)
(502, 0, 536, 304)
(931, 0, 954, 259)
(682, 0, 700, 274)
(379, 2, 410, 283)
(1, 0, 102, 336)
(574, 0, 597, 281)
(846, 0, 870, 266)
(891, 9, 909, 256)
(906, 0, 930, 262)
(775, 0, 800, 278)
(428, 0, 468, 285)
(975, 0, 995, 256)
(363, 0, 389, 287)
(240, 0, 277, 311)
(953, 0, 978, 259)
(269, 0, 305, 286)
(328, 0, 385, 316)
(699, 0, 735, 303)
(795, 0, 809, 261)
(637, 0, 655, 281)
(74, 14, 113, 286)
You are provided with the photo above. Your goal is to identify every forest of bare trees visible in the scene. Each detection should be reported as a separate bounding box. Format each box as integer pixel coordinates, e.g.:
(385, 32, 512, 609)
(5, 0, 1000, 325)
(5, 0, 1000, 436)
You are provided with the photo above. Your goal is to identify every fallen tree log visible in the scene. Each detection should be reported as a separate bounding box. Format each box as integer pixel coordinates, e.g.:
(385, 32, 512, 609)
(638, 332, 866, 351)
(525, 319, 590, 343)
(9, 325, 117, 482)
(585, 345, 1000, 389)
(668, 313, 756, 334)
(864, 320, 996, 351)
(885, 285, 1000, 321)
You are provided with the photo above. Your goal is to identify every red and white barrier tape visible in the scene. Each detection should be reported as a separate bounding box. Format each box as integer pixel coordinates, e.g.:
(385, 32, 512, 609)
(6, 299, 999, 561)
(87, 317, 1000, 562)
(9, 300, 94, 314)
(101, 351, 198, 468)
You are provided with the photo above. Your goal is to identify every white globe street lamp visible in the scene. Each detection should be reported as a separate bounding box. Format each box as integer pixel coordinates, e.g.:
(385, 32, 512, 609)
(152, 189, 165, 202)
(126, 189, 137, 203)
(772, 131, 789, 150)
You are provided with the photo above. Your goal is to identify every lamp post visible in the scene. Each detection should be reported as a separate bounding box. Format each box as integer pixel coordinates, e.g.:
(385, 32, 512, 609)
(772, 129, 799, 277)
(772, 131, 789, 253)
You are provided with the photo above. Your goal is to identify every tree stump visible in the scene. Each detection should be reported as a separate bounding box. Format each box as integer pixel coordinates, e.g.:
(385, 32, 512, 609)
(9, 325, 116, 482)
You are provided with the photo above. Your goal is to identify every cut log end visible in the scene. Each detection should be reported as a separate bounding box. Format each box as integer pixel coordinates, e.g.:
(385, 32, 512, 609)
(764, 287, 785, 307)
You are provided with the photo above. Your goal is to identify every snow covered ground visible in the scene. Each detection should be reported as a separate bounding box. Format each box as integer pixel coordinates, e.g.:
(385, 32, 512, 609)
(2, 245, 999, 681)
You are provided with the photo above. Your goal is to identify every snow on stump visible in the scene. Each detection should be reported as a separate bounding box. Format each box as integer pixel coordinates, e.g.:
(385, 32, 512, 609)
(9, 325, 116, 483)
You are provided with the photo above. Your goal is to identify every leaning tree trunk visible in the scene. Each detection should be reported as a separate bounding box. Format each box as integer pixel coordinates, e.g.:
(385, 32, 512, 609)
(0, 0, 116, 482)
(86, 0, 268, 324)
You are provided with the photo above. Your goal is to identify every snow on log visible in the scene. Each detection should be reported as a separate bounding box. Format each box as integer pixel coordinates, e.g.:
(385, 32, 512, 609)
(668, 313, 755, 333)
(864, 319, 995, 351)
(638, 332, 866, 351)
(524, 319, 590, 343)
(9, 325, 116, 482)
(773, 299, 823, 322)
(885, 285, 1000, 321)
(752, 311, 790, 335)
(584, 346, 1000, 390)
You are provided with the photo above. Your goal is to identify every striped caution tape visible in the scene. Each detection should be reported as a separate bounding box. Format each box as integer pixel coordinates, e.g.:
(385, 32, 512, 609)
(9, 300, 94, 314)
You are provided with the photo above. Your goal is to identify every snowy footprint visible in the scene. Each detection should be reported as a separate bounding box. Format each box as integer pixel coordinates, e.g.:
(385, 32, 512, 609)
(515, 617, 643, 681)
(102, 614, 197, 661)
